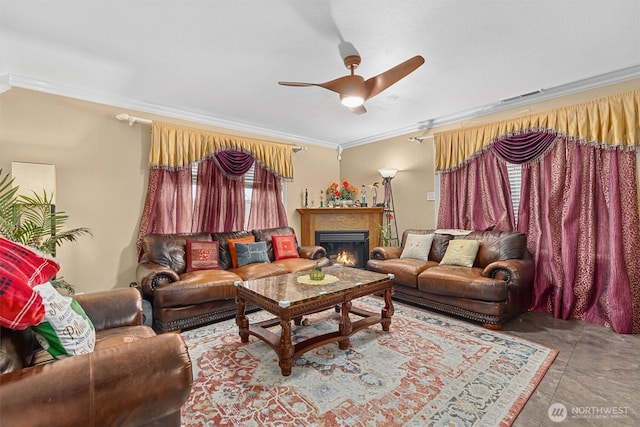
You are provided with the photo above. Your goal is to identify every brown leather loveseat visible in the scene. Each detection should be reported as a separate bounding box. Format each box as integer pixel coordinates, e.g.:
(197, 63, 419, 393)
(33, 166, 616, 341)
(0, 287, 193, 426)
(136, 226, 330, 333)
(367, 229, 534, 329)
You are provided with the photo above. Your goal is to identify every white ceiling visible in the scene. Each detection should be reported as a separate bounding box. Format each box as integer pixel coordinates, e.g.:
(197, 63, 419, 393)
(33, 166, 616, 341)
(1, 0, 639, 148)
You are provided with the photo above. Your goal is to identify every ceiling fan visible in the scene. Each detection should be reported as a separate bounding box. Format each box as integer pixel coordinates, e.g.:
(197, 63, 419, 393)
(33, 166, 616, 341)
(278, 44, 425, 114)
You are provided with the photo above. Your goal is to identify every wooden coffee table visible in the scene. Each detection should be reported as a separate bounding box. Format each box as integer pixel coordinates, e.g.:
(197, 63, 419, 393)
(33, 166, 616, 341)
(234, 266, 394, 376)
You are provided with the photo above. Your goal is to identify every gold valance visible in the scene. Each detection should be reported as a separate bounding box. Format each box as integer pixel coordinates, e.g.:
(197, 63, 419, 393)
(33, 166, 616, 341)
(435, 89, 640, 171)
(149, 122, 295, 179)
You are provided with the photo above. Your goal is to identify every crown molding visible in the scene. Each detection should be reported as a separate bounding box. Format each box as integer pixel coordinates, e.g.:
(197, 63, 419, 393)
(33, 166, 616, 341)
(8, 65, 639, 151)
(7, 74, 336, 149)
(341, 65, 640, 148)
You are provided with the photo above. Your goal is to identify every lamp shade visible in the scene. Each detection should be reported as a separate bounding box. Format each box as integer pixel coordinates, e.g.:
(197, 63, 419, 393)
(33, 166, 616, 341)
(11, 162, 56, 204)
(378, 168, 398, 179)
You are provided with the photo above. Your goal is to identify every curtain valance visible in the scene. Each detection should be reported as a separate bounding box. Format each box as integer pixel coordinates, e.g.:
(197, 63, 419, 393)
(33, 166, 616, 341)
(149, 122, 294, 179)
(434, 89, 640, 171)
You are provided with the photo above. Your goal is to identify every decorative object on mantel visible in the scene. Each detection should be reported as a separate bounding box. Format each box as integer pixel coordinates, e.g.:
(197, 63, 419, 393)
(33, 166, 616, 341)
(369, 182, 380, 206)
(378, 168, 399, 246)
(325, 180, 358, 207)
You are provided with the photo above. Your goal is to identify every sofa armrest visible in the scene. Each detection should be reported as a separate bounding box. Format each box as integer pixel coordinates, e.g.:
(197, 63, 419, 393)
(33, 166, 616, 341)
(370, 246, 403, 260)
(74, 288, 143, 331)
(0, 333, 192, 427)
(298, 245, 327, 260)
(136, 261, 180, 296)
(482, 259, 534, 289)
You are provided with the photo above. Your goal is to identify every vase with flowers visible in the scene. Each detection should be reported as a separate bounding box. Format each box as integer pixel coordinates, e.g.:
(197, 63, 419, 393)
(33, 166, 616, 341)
(326, 180, 358, 207)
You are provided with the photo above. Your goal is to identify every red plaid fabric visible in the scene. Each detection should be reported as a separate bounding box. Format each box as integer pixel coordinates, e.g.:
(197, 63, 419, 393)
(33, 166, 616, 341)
(0, 238, 60, 329)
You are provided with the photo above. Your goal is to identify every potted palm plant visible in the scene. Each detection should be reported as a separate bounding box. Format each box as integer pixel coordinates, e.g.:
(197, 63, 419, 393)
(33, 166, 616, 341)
(0, 169, 92, 294)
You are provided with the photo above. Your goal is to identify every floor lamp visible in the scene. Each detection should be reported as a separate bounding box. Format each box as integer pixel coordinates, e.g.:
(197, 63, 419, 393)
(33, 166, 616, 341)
(378, 168, 399, 247)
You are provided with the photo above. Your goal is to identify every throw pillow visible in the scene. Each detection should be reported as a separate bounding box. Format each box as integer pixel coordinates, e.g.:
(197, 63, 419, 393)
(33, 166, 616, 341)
(31, 282, 96, 359)
(0, 237, 58, 330)
(439, 239, 481, 267)
(271, 234, 300, 260)
(234, 241, 270, 267)
(186, 239, 220, 272)
(227, 236, 255, 268)
(400, 233, 434, 261)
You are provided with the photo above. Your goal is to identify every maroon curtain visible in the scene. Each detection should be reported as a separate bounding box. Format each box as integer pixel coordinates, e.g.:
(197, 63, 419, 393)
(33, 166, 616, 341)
(438, 150, 514, 231)
(136, 167, 193, 259)
(193, 157, 245, 233)
(247, 162, 288, 230)
(519, 138, 640, 333)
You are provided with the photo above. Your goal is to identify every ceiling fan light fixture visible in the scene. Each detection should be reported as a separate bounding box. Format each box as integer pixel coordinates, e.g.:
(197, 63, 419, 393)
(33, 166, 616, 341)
(340, 94, 365, 108)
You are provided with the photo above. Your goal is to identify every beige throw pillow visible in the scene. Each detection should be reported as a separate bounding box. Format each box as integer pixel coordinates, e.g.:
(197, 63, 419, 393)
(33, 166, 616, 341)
(439, 239, 480, 267)
(400, 233, 434, 261)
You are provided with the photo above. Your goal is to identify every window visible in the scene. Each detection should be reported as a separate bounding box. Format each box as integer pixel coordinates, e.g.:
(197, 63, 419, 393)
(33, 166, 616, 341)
(191, 162, 258, 229)
(506, 163, 522, 228)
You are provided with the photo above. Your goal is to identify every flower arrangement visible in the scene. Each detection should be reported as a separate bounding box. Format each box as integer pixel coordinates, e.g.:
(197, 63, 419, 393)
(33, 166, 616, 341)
(326, 180, 358, 201)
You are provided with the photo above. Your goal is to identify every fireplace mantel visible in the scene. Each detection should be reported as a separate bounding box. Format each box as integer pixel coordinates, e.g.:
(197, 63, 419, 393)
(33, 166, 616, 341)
(296, 207, 383, 254)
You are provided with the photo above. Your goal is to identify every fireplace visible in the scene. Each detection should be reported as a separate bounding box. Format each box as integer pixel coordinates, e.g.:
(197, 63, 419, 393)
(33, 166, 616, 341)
(315, 230, 369, 268)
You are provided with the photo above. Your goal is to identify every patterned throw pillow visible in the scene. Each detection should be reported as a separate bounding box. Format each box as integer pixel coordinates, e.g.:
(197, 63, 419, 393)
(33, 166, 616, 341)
(234, 241, 270, 267)
(31, 282, 95, 359)
(271, 234, 300, 260)
(227, 236, 256, 268)
(400, 233, 434, 261)
(186, 240, 220, 272)
(0, 237, 59, 330)
(439, 239, 481, 267)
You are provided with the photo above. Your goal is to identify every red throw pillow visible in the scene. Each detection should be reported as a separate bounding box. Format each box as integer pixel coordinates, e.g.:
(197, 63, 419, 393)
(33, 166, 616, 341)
(186, 240, 220, 272)
(272, 234, 300, 260)
(0, 238, 59, 330)
(227, 236, 255, 268)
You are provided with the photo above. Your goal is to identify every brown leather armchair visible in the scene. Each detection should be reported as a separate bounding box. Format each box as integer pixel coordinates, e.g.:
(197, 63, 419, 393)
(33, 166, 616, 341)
(0, 287, 193, 427)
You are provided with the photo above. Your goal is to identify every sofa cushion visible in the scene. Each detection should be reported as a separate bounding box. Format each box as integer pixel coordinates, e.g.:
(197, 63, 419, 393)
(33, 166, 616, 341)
(156, 270, 242, 307)
(367, 258, 438, 289)
(272, 234, 300, 260)
(94, 325, 157, 351)
(227, 236, 256, 268)
(235, 241, 270, 267)
(186, 240, 220, 272)
(230, 262, 288, 281)
(274, 257, 329, 273)
(401, 233, 434, 260)
(459, 231, 527, 267)
(143, 233, 212, 274)
(418, 265, 507, 302)
(439, 239, 480, 267)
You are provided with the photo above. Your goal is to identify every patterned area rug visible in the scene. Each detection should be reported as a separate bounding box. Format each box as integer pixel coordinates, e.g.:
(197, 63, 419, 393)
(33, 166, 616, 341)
(181, 297, 557, 426)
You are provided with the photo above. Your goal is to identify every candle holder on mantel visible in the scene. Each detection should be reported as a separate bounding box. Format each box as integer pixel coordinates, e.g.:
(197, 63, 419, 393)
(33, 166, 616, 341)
(378, 168, 399, 247)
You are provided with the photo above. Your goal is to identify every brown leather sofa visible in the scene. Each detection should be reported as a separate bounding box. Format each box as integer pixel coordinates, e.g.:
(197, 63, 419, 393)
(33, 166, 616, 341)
(136, 226, 331, 333)
(0, 287, 193, 427)
(367, 229, 534, 329)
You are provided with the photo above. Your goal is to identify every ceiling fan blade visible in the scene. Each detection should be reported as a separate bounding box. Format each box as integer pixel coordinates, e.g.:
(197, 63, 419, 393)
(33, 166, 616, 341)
(278, 81, 318, 87)
(346, 104, 367, 115)
(364, 55, 425, 100)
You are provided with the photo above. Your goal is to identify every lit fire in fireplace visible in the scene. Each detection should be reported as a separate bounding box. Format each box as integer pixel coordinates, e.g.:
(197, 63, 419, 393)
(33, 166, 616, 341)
(335, 250, 357, 267)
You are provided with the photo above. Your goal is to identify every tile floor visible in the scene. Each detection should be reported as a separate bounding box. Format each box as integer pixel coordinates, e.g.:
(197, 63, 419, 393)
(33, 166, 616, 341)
(500, 311, 639, 427)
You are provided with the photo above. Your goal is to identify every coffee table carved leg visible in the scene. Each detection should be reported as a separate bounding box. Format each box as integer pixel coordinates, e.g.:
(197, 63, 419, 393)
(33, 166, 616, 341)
(278, 319, 294, 376)
(381, 288, 394, 332)
(236, 297, 249, 343)
(338, 300, 353, 350)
